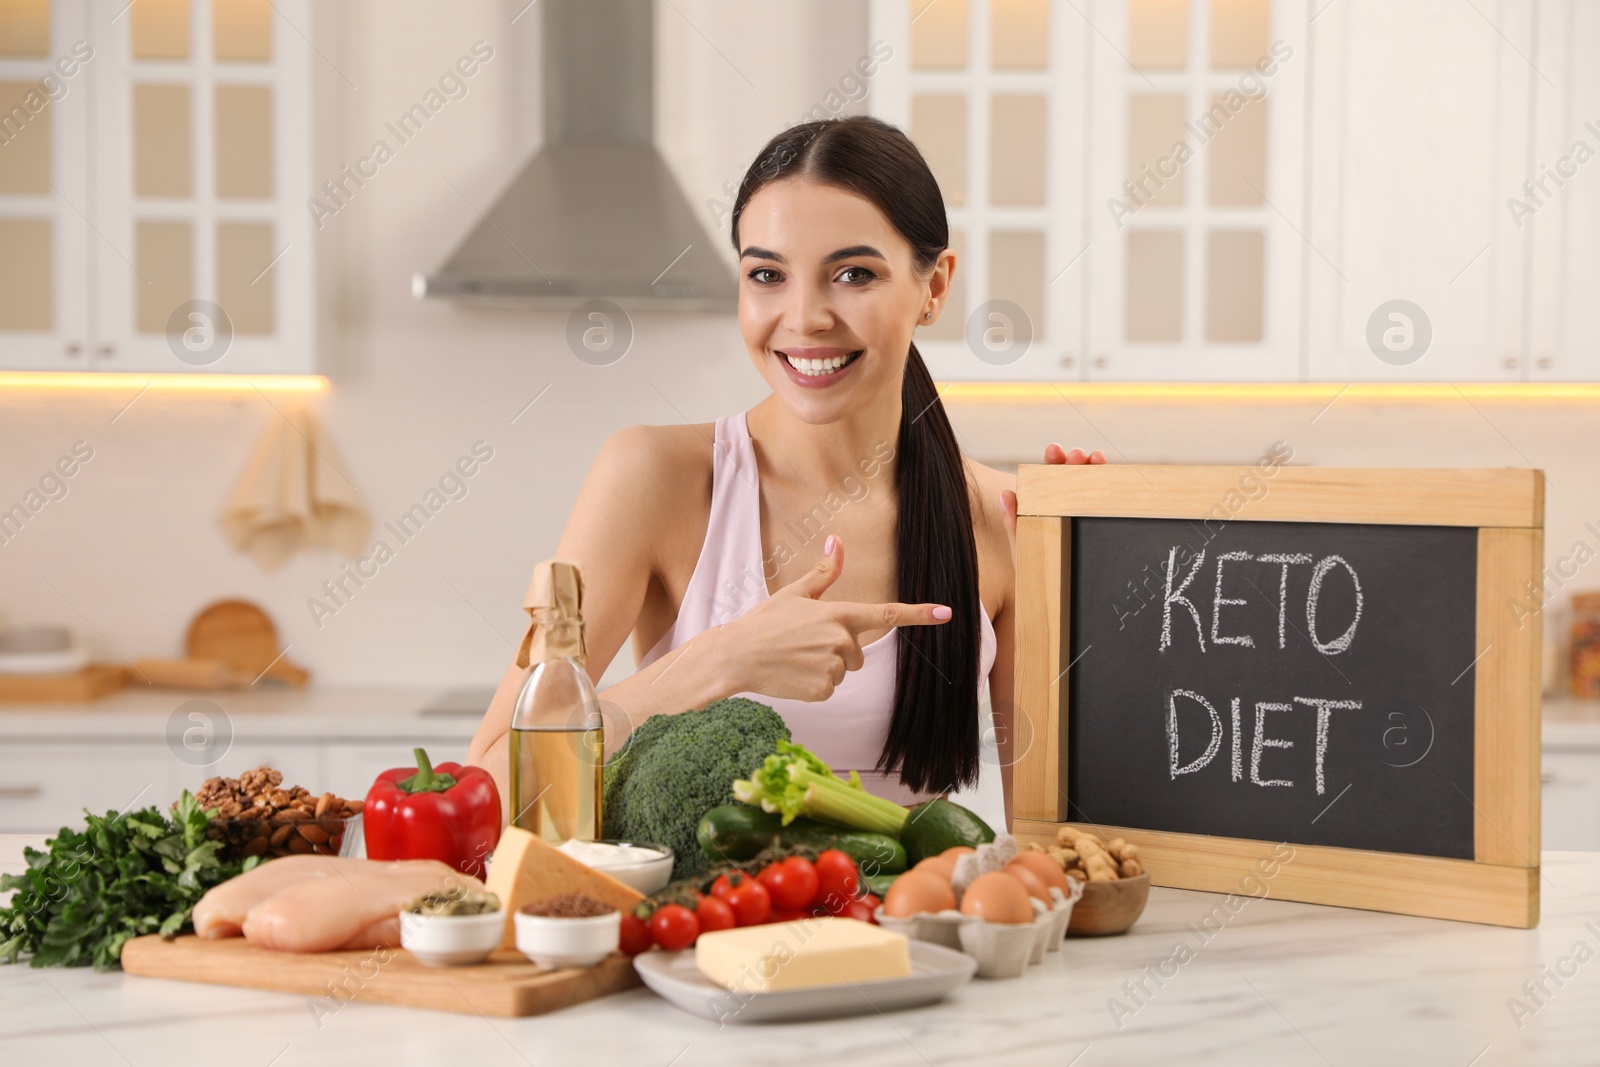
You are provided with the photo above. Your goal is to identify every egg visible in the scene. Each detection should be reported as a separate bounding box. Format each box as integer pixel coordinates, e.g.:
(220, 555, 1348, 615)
(1009, 850, 1073, 894)
(1002, 860, 1052, 904)
(913, 854, 959, 881)
(884, 870, 958, 917)
(958, 871, 1035, 924)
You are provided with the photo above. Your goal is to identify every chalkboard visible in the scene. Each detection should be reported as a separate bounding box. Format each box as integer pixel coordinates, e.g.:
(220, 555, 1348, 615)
(1066, 516, 1479, 860)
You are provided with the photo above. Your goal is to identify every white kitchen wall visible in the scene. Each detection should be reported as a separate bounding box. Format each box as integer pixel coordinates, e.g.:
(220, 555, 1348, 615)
(1, 0, 1597, 694)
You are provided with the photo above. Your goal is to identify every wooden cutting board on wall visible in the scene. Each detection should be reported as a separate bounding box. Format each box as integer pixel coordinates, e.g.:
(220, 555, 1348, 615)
(121, 935, 641, 1017)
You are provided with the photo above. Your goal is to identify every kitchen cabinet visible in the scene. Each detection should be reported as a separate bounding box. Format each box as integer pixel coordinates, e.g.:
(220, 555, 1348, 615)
(0, 736, 473, 835)
(1543, 750, 1600, 851)
(0, 0, 90, 369)
(0, 741, 180, 833)
(871, 0, 1593, 383)
(1303, 0, 1531, 383)
(1525, 0, 1600, 383)
(0, 0, 315, 376)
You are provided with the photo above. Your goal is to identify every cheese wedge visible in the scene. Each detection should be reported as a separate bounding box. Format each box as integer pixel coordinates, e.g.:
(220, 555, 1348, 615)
(695, 916, 911, 994)
(483, 826, 644, 947)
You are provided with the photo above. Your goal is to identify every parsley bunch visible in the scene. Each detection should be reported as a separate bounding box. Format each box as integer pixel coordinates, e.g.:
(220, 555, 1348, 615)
(0, 791, 261, 970)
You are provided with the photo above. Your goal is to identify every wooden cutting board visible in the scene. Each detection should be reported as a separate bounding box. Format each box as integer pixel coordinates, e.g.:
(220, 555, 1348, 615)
(184, 600, 310, 687)
(121, 935, 641, 1017)
(0, 664, 126, 702)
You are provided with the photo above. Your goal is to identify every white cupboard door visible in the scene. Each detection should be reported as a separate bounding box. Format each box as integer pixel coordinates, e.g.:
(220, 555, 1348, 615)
(1305, 0, 1531, 383)
(1527, 0, 1600, 383)
(1085, 0, 1306, 382)
(0, 742, 179, 834)
(89, 0, 314, 374)
(0, 0, 90, 370)
(869, 0, 1089, 382)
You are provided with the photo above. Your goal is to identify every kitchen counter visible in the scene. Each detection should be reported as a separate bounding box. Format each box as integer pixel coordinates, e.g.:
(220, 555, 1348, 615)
(4, 836, 1597, 1067)
(0, 685, 489, 741)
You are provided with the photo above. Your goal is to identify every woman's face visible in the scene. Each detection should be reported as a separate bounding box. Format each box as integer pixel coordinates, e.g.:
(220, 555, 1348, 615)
(736, 179, 953, 425)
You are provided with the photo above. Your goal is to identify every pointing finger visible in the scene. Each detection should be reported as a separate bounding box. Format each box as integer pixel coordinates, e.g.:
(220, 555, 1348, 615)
(836, 601, 953, 633)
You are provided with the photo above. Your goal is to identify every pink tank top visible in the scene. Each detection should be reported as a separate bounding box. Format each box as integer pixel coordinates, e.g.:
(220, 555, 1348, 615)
(636, 409, 998, 806)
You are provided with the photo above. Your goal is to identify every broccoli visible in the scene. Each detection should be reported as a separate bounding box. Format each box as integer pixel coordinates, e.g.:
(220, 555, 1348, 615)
(601, 697, 791, 880)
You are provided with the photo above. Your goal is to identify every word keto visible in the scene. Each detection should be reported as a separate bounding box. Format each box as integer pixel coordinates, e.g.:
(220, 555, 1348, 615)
(708, 439, 896, 624)
(706, 39, 895, 231)
(1161, 548, 1365, 794)
(308, 41, 495, 229)
(1107, 842, 1294, 1029)
(307, 442, 494, 627)
(0, 41, 93, 148)
(1506, 119, 1600, 229)
(0, 441, 95, 547)
(1107, 41, 1293, 226)
(1112, 440, 1294, 630)
(1505, 917, 1600, 1029)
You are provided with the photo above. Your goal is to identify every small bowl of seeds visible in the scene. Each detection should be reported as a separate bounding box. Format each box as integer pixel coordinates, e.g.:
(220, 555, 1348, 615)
(513, 894, 620, 970)
(400, 886, 504, 967)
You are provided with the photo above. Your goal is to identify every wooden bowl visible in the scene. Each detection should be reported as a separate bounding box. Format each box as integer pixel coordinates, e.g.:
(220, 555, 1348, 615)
(1065, 873, 1150, 936)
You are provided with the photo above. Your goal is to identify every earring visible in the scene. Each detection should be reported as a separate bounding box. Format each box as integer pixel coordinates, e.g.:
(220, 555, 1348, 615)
(924, 310, 933, 321)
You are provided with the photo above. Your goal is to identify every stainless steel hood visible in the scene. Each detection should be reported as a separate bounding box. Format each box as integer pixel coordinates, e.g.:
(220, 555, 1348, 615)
(414, 0, 737, 310)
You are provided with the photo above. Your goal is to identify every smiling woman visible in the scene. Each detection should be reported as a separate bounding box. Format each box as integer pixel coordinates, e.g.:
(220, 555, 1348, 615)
(469, 116, 1104, 828)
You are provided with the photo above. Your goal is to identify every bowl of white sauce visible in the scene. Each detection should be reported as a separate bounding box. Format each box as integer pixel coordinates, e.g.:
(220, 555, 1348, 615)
(556, 839, 673, 894)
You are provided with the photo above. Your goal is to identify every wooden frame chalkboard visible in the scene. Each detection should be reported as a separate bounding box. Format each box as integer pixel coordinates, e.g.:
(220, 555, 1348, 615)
(1011, 466, 1543, 928)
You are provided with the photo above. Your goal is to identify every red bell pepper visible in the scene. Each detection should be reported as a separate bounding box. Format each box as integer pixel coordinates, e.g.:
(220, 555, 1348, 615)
(363, 748, 501, 878)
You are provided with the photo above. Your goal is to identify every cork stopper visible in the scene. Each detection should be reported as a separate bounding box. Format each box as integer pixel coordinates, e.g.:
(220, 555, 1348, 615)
(516, 558, 587, 669)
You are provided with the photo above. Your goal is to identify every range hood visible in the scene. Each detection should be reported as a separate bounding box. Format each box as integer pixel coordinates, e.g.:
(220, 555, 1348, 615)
(414, 0, 737, 310)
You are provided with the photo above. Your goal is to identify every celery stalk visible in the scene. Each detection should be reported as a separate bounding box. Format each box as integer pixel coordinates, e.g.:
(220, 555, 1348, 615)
(732, 740, 910, 836)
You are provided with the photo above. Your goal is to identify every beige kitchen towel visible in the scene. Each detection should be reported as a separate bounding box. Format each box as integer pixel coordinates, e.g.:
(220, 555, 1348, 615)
(221, 406, 370, 571)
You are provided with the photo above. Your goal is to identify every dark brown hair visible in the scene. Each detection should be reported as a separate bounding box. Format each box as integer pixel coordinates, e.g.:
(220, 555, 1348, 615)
(730, 115, 980, 793)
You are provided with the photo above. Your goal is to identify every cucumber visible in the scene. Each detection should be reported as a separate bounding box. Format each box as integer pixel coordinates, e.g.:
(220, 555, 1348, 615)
(697, 805, 907, 874)
(899, 799, 995, 865)
(863, 871, 899, 899)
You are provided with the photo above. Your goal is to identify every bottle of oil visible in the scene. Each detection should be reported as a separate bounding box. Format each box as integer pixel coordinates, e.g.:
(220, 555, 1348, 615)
(508, 559, 602, 843)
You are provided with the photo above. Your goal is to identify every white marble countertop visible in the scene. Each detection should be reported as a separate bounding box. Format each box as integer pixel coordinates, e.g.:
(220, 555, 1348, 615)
(0, 686, 487, 741)
(3, 834, 1597, 1067)
(5, 687, 1596, 748)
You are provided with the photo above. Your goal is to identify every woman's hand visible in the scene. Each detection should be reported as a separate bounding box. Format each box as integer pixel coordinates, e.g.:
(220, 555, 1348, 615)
(998, 443, 1107, 564)
(709, 535, 952, 701)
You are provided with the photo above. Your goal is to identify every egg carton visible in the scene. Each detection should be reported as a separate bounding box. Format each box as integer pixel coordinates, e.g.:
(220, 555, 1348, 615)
(874, 880, 1085, 979)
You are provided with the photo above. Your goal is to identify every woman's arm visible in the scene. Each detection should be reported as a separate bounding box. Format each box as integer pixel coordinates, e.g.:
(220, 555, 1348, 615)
(990, 443, 1106, 831)
(988, 593, 1017, 830)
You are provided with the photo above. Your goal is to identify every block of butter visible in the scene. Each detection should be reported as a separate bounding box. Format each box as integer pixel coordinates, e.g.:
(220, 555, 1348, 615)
(695, 916, 912, 994)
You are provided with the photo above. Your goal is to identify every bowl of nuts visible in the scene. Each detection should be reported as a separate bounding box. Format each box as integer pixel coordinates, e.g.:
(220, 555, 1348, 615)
(191, 767, 364, 862)
(1024, 827, 1150, 937)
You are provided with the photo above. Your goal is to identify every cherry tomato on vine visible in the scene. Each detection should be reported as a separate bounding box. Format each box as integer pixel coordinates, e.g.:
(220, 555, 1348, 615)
(713, 872, 772, 926)
(813, 849, 859, 911)
(649, 904, 700, 951)
(694, 894, 737, 934)
(619, 912, 654, 955)
(758, 856, 820, 910)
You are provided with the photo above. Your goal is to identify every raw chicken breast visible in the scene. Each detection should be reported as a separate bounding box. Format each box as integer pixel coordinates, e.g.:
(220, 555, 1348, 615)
(242, 859, 472, 953)
(193, 855, 361, 939)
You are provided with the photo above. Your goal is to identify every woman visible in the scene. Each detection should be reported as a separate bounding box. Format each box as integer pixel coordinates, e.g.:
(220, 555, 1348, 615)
(468, 115, 1104, 829)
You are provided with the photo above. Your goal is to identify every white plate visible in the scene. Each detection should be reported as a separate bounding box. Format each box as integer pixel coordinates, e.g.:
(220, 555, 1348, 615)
(633, 939, 977, 1024)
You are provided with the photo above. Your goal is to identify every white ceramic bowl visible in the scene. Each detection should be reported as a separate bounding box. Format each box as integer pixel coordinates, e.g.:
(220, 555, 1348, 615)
(514, 908, 621, 969)
(583, 841, 674, 895)
(399, 909, 504, 967)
